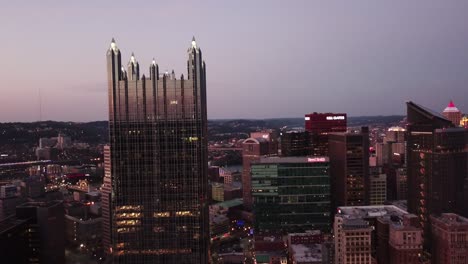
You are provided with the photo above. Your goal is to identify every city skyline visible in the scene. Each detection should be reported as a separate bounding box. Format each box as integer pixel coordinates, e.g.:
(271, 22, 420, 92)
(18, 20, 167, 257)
(1, 1, 468, 122)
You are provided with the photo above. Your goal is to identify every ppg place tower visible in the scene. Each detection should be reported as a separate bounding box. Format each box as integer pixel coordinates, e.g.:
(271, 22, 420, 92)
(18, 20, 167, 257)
(103, 38, 209, 263)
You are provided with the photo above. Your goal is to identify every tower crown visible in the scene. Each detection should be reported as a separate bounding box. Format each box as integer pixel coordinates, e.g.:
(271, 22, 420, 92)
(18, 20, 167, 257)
(443, 100, 460, 113)
(129, 52, 137, 65)
(109, 38, 118, 52)
(191, 36, 197, 49)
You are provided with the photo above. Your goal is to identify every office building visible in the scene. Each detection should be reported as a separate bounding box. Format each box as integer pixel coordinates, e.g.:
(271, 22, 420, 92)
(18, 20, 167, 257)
(242, 135, 275, 210)
(305, 112, 347, 156)
(406, 101, 467, 248)
(0, 216, 35, 264)
(375, 142, 390, 167)
(395, 168, 407, 200)
(0, 201, 66, 264)
(64, 201, 102, 247)
(385, 126, 406, 143)
(329, 127, 370, 207)
(250, 130, 279, 155)
(369, 169, 386, 205)
(251, 157, 331, 233)
(104, 38, 209, 263)
(379, 214, 424, 264)
(336, 205, 415, 263)
(442, 100, 462, 126)
(334, 217, 373, 264)
(211, 182, 224, 202)
(280, 130, 309, 157)
(431, 213, 468, 264)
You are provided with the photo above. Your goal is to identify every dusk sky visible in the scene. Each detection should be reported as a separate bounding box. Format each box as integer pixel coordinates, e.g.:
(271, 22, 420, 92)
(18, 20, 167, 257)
(1, 1, 467, 122)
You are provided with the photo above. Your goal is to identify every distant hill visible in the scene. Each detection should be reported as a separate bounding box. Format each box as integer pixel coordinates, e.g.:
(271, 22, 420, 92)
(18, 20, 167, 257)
(0, 115, 404, 146)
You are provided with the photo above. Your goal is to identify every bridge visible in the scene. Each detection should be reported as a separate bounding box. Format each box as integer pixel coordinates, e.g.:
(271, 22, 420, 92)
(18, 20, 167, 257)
(208, 147, 243, 151)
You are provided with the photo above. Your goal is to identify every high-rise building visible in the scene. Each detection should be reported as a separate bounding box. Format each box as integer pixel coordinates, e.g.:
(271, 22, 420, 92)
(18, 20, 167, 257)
(369, 169, 386, 205)
(14, 201, 65, 264)
(104, 38, 209, 263)
(211, 182, 224, 202)
(251, 157, 331, 233)
(375, 142, 390, 167)
(102, 145, 112, 251)
(385, 126, 406, 143)
(280, 130, 309, 157)
(431, 213, 468, 264)
(406, 101, 467, 248)
(242, 135, 276, 210)
(305, 113, 347, 156)
(329, 127, 370, 207)
(250, 130, 279, 154)
(334, 217, 373, 264)
(442, 100, 462, 126)
(395, 168, 407, 201)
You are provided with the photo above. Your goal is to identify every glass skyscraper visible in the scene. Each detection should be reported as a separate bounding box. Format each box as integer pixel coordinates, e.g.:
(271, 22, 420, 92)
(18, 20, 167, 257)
(103, 38, 209, 263)
(251, 157, 331, 233)
(406, 101, 467, 249)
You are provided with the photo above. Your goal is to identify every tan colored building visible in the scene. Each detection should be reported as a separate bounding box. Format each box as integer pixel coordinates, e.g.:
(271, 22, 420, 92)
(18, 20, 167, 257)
(431, 213, 468, 264)
(211, 182, 224, 202)
(369, 173, 386, 205)
(334, 216, 373, 264)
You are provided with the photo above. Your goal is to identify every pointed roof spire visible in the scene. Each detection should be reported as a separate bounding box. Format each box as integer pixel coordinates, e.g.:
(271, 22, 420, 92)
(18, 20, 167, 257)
(110, 38, 117, 50)
(152, 58, 156, 66)
(130, 52, 136, 64)
(448, 100, 455, 108)
(443, 100, 460, 113)
(191, 36, 197, 49)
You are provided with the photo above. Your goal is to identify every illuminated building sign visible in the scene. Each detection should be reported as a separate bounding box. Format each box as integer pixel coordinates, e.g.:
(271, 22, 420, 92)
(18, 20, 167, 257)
(326, 116, 345, 120)
(307, 157, 326, 163)
(305, 117, 310, 120)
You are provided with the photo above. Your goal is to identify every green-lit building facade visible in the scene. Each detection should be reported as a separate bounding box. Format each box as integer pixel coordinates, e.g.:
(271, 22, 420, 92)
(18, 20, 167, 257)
(251, 157, 331, 233)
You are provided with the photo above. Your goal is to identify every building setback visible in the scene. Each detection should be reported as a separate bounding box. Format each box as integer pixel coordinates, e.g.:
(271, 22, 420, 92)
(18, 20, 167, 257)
(104, 38, 209, 263)
(251, 157, 331, 233)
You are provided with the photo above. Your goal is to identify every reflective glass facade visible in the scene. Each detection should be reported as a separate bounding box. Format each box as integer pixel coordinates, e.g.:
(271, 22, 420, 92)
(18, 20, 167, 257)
(251, 157, 331, 233)
(406, 101, 467, 249)
(104, 39, 209, 263)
